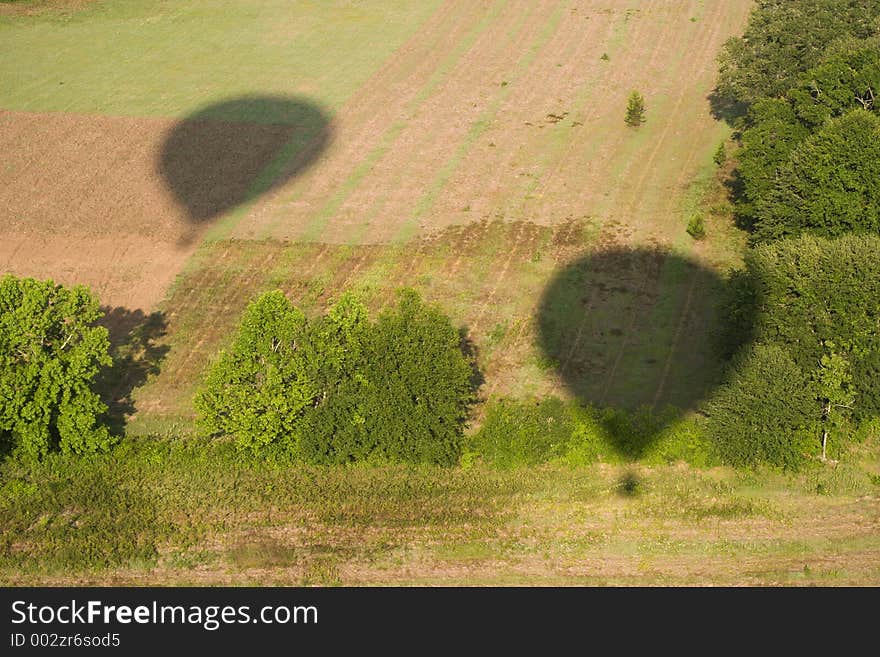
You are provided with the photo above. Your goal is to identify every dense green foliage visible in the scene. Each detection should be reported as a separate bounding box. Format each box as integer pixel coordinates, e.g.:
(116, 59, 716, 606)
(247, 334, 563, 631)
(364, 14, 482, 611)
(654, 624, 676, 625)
(706, 344, 816, 468)
(710, 4, 880, 468)
(742, 235, 880, 416)
(194, 291, 317, 451)
(468, 397, 716, 469)
(197, 289, 474, 465)
(301, 290, 474, 465)
(735, 40, 880, 229)
(735, 98, 811, 224)
(753, 110, 880, 242)
(708, 235, 880, 467)
(0, 275, 113, 459)
(716, 0, 880, 106)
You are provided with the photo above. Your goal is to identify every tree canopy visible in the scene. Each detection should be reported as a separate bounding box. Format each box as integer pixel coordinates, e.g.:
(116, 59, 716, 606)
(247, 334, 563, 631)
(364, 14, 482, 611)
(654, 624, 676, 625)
(716, 0, 880, 106)
(752, 110, 880, 242)
(0, 275, 113, 459)
(197, 289, 475, 465)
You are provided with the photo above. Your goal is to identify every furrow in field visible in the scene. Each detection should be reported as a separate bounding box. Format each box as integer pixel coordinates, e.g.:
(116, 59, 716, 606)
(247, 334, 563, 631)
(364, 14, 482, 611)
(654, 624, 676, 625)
(326, 0, 562, 244)
(238, 0, 511, 241)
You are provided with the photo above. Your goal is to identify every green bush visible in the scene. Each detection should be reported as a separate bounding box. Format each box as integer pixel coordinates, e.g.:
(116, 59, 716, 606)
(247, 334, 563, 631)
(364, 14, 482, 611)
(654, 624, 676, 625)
(686, 214, 706, 240)
(469, 397, 716, 468)
(468, 397, 574, 468)
(0, 275, 114, 459)
(301, 290, 474, 465)
(198, 289, 475, 465)
(706, 344, 816, 469)
(194, 290, 317, 452)
(713, 142, 726, 166)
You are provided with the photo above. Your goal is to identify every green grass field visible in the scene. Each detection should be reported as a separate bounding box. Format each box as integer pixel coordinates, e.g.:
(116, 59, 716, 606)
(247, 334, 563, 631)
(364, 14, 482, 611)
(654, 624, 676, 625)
(1, 0, 439, 117)
(4, 0, 879, 585)
(2, 433, 879, 585)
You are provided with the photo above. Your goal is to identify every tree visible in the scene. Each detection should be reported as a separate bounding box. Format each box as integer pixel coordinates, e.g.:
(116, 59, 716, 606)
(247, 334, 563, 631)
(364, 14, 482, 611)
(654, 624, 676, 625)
(814, 343, 856, 461)
(300, 290, 475, 465)
(730, 234, 880, 419)
(753, 110, 880, 242)
(734, 98, 811, 225)
(625, 91, 646, 127)
(709, 234, 880, 467)
(0, 275, 113, 459)
(716, 0, 880, 106)
(732, 40, 880, 227)
(787, 37, 880, 128)
(194, 290, 317, 451)
(706, 344, 815, 469)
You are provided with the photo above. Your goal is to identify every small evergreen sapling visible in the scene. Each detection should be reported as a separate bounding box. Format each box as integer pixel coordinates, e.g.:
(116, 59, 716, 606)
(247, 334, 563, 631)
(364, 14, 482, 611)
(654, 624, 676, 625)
(625, 91, 646, 127)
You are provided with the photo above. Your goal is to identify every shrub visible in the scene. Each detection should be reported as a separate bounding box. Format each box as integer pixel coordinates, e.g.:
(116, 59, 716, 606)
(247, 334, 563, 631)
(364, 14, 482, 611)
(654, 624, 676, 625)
(469, 398, 716, 468)
(686, 213, 706, 240)
(0, 275, 114, 459)
(194, 290, 317, 452)
(713, 142, 726, 166)
(300, 290, 475, 465)
(469, 397, 574, 468)
(706, 344, 816, 469)
(625, 90, 646, 127)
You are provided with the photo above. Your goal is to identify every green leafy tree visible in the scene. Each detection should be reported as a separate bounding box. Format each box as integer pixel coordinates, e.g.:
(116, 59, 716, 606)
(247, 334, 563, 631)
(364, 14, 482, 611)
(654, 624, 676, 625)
(730, 234, 880, 419)
(716, 0, 880, 106)
(625, 91, 646, 127)
(0, 275, 113, 459)
(194, 290, 317, 451)
(706, 344, 815, 469)
(787, 38, 880, 128)
(753, 110, 880, 242)
(733, 40, 880, 225)
(301, 290, 474, 465)
(813, 343, 856, 461)
(735, 98, 811, 225)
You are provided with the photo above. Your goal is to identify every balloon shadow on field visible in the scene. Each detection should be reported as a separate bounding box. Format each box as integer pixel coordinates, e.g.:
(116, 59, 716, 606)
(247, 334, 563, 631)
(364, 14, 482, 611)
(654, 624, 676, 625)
(158, 94, 332, 243)
(537, 247, 735, 462)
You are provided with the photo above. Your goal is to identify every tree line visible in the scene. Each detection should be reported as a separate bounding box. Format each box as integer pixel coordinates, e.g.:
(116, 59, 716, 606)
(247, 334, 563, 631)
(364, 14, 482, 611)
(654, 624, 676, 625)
(0, 277, 475, 466)
(705, 0, 880, 468)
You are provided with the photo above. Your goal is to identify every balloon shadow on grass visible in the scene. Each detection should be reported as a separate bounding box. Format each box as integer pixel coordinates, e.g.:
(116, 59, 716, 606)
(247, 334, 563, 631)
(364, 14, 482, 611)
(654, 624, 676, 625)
(537, 247, 733, 463)
(158, 94, 332, 243)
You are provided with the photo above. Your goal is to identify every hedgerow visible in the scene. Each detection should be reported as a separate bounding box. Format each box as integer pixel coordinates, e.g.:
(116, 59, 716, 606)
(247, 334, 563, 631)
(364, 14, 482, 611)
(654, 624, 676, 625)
(197, 289, 474, 465)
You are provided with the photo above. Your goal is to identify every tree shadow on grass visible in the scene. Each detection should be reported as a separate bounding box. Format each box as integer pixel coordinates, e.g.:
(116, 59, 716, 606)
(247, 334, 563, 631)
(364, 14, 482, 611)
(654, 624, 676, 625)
(459, 326, 486, 394)
(95, 307, 170, 435)
(537, 247, 734, 462)
(158, 94, 332, 243)
(707, 88, 748, 127)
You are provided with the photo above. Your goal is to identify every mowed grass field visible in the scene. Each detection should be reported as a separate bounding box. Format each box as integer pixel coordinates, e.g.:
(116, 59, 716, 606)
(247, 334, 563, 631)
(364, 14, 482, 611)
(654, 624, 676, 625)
(5, 0, 880, 586)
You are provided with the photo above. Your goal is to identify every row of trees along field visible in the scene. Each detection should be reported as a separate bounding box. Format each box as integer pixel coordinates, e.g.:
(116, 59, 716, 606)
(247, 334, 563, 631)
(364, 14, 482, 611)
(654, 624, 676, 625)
(706, 0, 880, 467)
(0, 278, 475, 466)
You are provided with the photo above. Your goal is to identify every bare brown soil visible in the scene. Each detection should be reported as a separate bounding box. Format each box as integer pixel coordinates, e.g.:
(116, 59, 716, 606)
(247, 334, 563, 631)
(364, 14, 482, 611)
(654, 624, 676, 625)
(0, 110, 292, 309)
